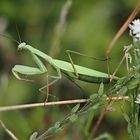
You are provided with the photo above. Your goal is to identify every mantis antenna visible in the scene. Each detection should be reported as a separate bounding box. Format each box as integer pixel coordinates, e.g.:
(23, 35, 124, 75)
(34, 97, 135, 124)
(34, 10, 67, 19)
(0, 33, 20, 44)
(15, 23, 22, 43)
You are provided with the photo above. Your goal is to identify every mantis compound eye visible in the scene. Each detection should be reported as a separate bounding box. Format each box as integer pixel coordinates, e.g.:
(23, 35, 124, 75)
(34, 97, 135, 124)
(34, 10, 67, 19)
(18, 42, 26, 50)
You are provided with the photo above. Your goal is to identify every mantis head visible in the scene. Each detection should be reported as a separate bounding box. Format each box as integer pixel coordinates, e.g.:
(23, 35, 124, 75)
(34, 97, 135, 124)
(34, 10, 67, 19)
(18, 42, 27, 50)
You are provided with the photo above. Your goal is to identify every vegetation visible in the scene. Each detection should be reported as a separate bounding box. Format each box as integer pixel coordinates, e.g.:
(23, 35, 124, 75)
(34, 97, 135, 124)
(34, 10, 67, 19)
(0, 0, 140, 140)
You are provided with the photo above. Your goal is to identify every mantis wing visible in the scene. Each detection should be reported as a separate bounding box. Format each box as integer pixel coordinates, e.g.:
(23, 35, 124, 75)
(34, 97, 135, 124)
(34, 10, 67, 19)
(52, 59, 118, 83)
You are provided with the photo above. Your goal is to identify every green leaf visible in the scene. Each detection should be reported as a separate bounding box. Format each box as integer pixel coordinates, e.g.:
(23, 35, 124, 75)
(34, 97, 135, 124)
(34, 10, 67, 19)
(90, 103, 100, 110)
(90, 93, 98, 100)
(29, 132, 38, 140)
(69, 114, 78, 122)
(122, 112, 130, 123)
(84, 111, 94, 136)
(99, 94, 107, 103)
(117, 76, 127, 84)
(54, 121, 61, 128)
(71, 104, 80, 113)
(117, 86, 128, 95)
(94, 133, 113, 140)
(127, 78, 139, 90)
(98, 82, 104, 95)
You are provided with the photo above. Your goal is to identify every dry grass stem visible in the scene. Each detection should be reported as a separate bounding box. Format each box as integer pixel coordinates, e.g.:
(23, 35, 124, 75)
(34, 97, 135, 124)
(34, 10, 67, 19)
(0, 96, 129, 112)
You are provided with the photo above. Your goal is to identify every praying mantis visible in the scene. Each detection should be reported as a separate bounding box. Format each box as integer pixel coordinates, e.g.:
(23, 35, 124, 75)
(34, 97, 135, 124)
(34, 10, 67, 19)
(12, 42, 118, 101)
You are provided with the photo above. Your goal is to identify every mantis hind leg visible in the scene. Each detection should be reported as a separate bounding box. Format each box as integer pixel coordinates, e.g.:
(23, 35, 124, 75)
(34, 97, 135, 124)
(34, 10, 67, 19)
(66, 50, 79, 78)
(66, 50, 109, 78)
(68, 76, 87, 98)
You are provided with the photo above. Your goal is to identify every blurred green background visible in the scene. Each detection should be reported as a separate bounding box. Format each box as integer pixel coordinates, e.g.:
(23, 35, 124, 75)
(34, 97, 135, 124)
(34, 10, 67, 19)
(0, 0, 138, 139)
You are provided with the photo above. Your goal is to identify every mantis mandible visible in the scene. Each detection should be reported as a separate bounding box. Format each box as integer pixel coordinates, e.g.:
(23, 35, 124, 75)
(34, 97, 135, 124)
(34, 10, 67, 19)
(12, 42, 118, 101)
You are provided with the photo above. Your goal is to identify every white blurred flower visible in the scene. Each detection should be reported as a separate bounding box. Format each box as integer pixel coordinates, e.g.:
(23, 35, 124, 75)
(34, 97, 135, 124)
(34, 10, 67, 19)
(129, 19, 140, 39)
(135, 94, 140, 104)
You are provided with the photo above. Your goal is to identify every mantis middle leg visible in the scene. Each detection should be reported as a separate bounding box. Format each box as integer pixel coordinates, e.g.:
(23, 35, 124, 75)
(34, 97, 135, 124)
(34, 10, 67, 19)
(39, 65, 62, 102)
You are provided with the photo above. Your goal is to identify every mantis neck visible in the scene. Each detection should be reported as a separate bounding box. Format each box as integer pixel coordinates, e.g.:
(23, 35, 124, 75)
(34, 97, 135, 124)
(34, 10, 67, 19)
(26, 44, 53, 63)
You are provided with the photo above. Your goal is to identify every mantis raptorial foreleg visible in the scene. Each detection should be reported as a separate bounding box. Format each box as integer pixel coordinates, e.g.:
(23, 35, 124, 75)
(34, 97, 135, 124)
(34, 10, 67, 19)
(12, 54, 47, 81)
(13, 52, 62, 101)
(12, 53, 50, 100)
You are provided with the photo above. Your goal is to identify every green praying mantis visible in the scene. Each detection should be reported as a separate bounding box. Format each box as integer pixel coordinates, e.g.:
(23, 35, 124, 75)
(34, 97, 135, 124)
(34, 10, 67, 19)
(12, 42, 119, 101)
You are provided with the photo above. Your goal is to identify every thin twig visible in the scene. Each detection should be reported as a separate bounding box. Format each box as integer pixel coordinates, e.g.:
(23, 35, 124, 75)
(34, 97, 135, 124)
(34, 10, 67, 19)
(92, 99, 113, 136)
(49, 0, 72, 57)
(0, 96, 129, 112)
(0, 99, 89, 112)
(106, 1, 140, 56)
(0, 120, 18, 140)
(110, 55, 126, 81)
